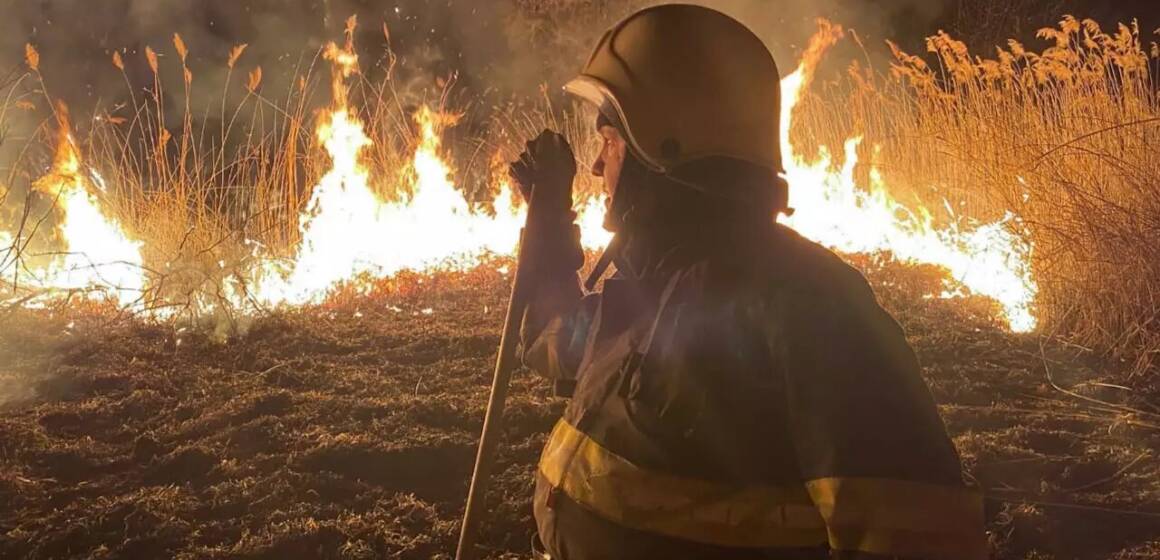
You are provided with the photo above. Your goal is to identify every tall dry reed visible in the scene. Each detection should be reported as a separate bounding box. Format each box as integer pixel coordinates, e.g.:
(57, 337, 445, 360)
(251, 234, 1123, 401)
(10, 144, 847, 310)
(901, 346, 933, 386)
(3, 15, 1158, 379)
(796, 17, 1160, 376)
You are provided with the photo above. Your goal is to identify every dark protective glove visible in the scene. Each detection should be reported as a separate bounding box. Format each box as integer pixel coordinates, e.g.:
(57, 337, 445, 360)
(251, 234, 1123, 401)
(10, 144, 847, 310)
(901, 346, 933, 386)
(509, 129, 584, 280)
(511, 130, 585, 398)
(509, 129, 577, 226)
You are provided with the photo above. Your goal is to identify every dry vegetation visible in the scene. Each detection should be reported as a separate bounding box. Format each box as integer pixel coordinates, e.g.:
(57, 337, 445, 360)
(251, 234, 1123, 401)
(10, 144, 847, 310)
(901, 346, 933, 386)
(5, 27, 428, 320)
(1, 9, 1160, 558)
(795, 17, 1160, 378)
(2, 14, 1157, 375)
(0, 18, 608, 326)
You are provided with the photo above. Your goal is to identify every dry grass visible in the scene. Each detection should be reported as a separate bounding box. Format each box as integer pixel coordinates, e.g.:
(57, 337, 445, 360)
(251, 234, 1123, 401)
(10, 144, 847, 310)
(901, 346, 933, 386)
(2, 14, 1159, 377)
(2, 29, 445, 322)
(795, 17, 1160, 377)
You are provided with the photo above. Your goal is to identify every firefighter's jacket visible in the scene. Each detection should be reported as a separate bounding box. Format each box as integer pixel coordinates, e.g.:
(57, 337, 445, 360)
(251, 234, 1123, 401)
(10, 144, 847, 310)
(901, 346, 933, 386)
(521, 223, 987, 560)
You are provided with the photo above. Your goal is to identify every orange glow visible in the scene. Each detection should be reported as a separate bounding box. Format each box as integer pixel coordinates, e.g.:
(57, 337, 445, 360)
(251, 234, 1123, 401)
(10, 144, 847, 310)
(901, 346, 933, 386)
(248, 35, 609, 306)
(4, 23, 1037, 333)
(5, 110, 146, 307)
(778, 27, 1036, 331)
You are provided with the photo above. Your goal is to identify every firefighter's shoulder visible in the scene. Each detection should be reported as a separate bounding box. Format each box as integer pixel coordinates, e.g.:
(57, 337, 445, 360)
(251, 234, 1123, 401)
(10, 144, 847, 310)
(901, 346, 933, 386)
(764, 223, 879, 307)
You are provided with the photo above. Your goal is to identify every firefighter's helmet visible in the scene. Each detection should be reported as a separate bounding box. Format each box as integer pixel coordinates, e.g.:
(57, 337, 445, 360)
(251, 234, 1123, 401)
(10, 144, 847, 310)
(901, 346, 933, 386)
(565, 4, 784, 183)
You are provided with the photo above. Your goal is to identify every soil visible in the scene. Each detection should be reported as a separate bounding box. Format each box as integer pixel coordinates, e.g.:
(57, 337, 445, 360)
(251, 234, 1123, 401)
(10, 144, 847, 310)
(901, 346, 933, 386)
(1, 260, 1158, 559)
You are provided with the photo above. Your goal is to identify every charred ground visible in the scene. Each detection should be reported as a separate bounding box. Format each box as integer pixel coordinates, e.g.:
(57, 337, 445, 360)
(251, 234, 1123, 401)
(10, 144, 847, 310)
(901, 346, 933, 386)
(1, 260, 1158, 559)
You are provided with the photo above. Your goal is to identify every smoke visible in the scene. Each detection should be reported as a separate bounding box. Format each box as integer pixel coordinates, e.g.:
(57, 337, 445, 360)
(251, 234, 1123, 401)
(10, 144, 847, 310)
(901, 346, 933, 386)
(0, 0, 956, 114)
(0, 1, 590, 119)
(0, 1, 610, 179)
(0, 0, 1151, 180)
(2, 0, 1153, 117)
(646, 0, 948, 67)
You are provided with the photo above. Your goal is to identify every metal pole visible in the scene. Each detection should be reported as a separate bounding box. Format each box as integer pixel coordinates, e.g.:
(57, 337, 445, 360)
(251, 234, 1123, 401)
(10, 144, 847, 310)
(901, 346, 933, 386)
(455, 195, 539, 560)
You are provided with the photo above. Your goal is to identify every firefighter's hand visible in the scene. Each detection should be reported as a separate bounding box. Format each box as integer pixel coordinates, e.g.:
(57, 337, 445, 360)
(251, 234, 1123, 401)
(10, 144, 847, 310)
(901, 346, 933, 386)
(510, 129, 576, 220)
(510, 131, 583, 279)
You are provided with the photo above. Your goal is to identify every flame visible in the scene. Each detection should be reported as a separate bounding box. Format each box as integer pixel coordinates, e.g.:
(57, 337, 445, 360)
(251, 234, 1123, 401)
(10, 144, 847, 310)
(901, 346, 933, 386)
(4, 110, 146, 306)
(576, 196, 613, 249)
(250, 32, 609, 305)
(254, 104, 531, 305)
(4, 22, 1036, 334)
(777, 25, 1037, 331)
(0, 230, 13, 292)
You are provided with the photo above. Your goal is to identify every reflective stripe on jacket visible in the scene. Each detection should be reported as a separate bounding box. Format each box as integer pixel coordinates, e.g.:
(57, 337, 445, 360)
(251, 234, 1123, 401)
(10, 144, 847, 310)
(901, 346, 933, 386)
(522, 224, 987, 560)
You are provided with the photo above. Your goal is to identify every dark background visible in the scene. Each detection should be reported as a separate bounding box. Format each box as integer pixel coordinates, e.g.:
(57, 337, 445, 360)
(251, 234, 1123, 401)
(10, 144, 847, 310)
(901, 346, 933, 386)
(2, 0, 1159, 161)
(7, 0, 1160, 102)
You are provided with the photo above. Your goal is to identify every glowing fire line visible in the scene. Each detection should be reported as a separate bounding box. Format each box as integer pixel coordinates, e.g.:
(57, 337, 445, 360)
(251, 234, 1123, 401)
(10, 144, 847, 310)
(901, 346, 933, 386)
(0, 111, 145, 308)
(779, 66, 1037, 331)
(1, 24, 1036, 332)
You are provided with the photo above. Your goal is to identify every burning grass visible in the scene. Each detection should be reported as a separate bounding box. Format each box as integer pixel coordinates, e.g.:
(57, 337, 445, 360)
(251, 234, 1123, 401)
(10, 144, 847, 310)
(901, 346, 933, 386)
(2, 17, 608, 325)
(795, 17, 1160, 376)
(0, 15, 1156, 372)
(0, 10, 1158, 558)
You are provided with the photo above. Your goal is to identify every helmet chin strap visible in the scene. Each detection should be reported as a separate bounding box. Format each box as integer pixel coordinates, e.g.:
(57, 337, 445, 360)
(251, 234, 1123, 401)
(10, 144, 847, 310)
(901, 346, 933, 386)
(584, 232, 624, 292)
(584, 105, 795, 292)
(581, 153, 794, 292)
(583, 156, 644, 291)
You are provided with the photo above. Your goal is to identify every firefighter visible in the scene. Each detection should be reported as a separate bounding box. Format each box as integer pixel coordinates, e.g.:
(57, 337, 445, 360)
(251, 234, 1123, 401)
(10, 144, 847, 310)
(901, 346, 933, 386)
(509, 4, 987, 559)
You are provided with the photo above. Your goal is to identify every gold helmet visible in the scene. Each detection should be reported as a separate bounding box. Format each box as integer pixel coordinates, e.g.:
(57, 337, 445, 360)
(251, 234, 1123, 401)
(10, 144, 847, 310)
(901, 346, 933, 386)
(566, 4, 783, 182)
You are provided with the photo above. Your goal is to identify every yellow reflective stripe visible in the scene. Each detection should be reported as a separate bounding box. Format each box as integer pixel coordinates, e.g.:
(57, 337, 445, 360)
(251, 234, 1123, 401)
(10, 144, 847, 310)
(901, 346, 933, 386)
(806, 477, 988, 560)
(539, 419, 828, 548)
